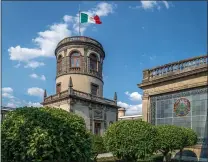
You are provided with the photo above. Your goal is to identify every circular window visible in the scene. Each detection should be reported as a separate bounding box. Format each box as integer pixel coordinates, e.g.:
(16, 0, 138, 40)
(174, 98, 190, 116)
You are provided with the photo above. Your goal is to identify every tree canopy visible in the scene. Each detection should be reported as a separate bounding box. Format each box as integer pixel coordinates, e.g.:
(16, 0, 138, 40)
(103, 120, 158, 162)
(91, 134, 107, 161)
(1, 107, 92, 162)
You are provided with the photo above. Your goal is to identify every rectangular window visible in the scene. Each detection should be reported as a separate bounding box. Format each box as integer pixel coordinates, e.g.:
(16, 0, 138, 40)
(56, 83, 61, 93)
(94, 122, 101, 135)
(91, 84, 98, 96)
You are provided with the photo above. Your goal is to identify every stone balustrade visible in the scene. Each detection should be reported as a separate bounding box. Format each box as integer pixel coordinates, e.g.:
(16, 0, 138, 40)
(73, 89, 116, 105)
(56, 69, 102, 80)
(44, 90, 69, 102)
(142, 55, 207, 81)
(44, 89, 116, 106)
(57, 36, 103, 49)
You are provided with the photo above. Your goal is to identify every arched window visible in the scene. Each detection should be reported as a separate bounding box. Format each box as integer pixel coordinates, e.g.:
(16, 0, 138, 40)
(57, 55, 62, 73)
(56, 83, 61, 94)
(90, 54, 98, 71)
(70, 52, 80, 67)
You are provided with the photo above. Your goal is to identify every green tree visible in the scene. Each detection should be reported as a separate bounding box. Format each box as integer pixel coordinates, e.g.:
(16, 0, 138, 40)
(103, 120, 158, 162)
(1, 107, 92, 162)
(91, 135, 107, 162)
(156, 125, 185, 162)
(178, 127, 197, 162)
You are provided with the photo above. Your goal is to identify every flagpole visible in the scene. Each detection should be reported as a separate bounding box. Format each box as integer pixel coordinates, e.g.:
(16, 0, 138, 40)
(79, 4, 81, 36)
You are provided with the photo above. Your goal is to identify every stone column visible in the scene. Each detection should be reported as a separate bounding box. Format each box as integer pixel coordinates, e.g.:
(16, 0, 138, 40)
(142, 93, 149, 122)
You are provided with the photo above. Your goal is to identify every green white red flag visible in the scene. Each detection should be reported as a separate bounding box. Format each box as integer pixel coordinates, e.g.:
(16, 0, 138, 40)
(80, 12, 102, 24)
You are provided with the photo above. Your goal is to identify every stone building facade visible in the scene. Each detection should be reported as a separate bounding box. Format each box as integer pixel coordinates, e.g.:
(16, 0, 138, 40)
(138, 55, 208, 161)
(42, 36, 119, 135)
(1, 107, 16, 121)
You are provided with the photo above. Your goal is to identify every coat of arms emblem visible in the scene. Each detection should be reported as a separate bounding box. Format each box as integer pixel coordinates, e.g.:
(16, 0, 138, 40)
(174, 98, 190, 116)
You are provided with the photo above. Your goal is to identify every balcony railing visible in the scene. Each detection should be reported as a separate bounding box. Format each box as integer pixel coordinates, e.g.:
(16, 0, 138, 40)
(44, 89, 116, 106)
(143, 55, 207, 81)
(44, 90, 69, 102)
(56, 66, 103, 80)
(57, 36, 103, 49)
(73, 89, 116, 105)
(69, 67, 81, 72)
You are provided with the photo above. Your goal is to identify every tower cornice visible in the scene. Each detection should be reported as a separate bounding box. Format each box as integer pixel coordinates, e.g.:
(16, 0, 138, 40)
(55, 36, 105, 58)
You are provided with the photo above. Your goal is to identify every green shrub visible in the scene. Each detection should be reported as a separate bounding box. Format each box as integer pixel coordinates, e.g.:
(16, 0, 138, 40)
(178, 127, 197, 162)
(103, 120, 158, 162)
(156, 125, 186, 162)
(1, 107, 92, 162)
(92, 134, 107, 161)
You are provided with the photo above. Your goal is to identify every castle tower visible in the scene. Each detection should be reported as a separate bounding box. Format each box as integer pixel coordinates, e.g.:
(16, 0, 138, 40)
(55, 36, 104, 97)
(42, 36, 119, 135)
(118, 108, 126, 118)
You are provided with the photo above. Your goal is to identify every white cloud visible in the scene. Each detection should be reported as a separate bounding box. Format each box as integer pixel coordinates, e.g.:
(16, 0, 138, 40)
(2, 93, 14, 99)
(9, 46, 44, 62)
(24, 61, 45, 69)
(125, 91, 142, 101)
(40, 75, 46, 81)
(63, 15, 74, 23)
(141, 1, 158, 10)
(9, 2, 116, 68)
(162, 1, 169, 9)
(2, 88, 42, 108)
(30, 73, 38, 79)
(27, 102, 42, 107)
(27, 87, 44, 97)
(2, 87, 14, 99)
(117, 101, 142, 115)
(91, 2, 116, 16)
(29, 73, 46, 81)
(2, 87, 13, 93)
(6, 103, 16, 108)
(4, 99, 43, 108)
(130, 1, 169, 11)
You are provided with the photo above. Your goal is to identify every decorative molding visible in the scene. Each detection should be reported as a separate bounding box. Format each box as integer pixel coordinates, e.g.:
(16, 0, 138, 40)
(55, 41, 105, 59)
(93, 109, 103, 119)
(56, 69, 103, 82)
(151, 85, 208, 100)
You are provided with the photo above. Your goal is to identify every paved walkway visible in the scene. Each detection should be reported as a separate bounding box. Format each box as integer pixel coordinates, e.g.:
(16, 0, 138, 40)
(97, 152, 113, 158)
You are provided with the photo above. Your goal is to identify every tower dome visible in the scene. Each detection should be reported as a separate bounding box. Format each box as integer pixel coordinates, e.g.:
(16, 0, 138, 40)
(55, 36, 105, 97)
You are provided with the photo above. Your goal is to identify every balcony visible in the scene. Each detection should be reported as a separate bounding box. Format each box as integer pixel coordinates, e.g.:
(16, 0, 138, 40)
(43, 89, 116, 106)
(141, 55, 207, 83)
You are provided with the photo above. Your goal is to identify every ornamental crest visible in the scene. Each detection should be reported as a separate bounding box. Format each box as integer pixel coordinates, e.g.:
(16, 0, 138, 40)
(174, 98, 190, 116)
(94, 110, 103, 119)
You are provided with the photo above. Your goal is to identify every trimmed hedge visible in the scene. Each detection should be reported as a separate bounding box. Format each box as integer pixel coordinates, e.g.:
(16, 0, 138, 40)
(103, 120, 158, 162)
(92, 134, 107, 161)
(1, 107, 92, 162)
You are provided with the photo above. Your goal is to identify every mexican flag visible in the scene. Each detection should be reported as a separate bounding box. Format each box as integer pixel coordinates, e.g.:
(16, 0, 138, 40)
(80, 12, 102, 24)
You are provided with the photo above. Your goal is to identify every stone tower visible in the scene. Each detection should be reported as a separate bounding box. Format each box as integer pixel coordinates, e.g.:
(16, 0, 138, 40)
(42, 36, 119, 135)
(55, 36, 104, 97)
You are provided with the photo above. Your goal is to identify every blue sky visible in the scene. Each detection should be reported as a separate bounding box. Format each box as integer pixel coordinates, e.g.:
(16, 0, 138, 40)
(2, 1, 207, 115)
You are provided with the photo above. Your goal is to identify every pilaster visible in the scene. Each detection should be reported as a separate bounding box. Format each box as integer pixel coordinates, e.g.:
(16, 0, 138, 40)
(142, 93, 150, 122)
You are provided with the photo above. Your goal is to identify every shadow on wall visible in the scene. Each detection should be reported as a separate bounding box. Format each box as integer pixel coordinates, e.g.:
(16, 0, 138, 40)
(199, 115, 208, 161)
(174, 150, 198, 161)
